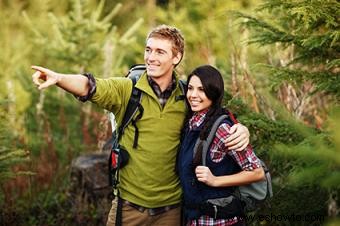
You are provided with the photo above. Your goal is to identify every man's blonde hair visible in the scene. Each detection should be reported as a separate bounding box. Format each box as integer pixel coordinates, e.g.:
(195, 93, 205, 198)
(147, 24, 184, 61)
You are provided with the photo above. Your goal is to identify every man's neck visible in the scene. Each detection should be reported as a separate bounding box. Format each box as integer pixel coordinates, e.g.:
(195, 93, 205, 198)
(150, 72, 174, 92)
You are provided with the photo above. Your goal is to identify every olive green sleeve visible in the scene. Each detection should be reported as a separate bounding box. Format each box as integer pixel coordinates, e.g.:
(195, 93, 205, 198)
(91, 77, 132, 123)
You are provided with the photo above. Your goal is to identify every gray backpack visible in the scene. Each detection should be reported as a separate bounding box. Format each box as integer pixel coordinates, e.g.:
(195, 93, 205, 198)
(194, 113, 273, 212)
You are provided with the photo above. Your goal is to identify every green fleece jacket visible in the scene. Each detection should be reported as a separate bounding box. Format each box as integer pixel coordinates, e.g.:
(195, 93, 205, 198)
(91, 72, 186, 208)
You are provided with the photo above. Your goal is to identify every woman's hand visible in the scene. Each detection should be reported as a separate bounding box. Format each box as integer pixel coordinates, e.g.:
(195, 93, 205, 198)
(195, 166, 217, 187)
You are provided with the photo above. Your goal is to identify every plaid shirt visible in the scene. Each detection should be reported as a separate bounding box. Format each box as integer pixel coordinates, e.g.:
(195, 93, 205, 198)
(147, 75, 176, 107)
(188, 110, 261, 226)
(189, 215, 240, 226)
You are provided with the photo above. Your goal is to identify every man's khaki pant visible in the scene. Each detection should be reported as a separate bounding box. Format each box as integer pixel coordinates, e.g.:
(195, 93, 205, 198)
(106, 200, 181, 226)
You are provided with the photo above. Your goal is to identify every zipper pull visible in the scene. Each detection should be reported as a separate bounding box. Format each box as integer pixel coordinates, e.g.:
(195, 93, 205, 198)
(213, 205, 218, 219)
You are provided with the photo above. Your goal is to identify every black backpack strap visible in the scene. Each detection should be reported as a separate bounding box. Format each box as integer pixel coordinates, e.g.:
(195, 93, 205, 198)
(177, 79, 189, 109)
(107, 65, 145, 190)
(117, 65, 146, 148)
(177, 79, 187, 99)
(115, 197, 123, 226)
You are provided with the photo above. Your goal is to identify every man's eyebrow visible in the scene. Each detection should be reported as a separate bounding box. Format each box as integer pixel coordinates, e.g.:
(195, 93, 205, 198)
(145, 46, 167, 52)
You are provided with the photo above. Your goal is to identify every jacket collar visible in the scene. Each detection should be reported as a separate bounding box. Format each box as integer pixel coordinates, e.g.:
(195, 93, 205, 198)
(135, 71, 180, 101)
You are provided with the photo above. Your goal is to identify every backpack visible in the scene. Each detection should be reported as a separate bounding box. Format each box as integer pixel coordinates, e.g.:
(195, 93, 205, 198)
(106, 64, 187, 196)
(194, 111, 273, 213)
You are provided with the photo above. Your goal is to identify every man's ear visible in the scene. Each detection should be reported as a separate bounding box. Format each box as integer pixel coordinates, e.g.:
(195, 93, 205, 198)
(173, 52, 182, 65)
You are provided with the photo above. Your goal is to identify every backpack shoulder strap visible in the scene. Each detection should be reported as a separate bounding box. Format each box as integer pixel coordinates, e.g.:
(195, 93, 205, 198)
(177, 79, 190, 110)
(117, 65, 146, 147)
(127, 64, 146, 80)
(194, 114, 231, 166)
(178, 79, 187, 96)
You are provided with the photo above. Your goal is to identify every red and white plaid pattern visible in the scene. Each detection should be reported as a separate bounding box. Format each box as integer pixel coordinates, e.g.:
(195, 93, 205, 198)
(189, 110, 261, 170)
(188, 215, 239, 226)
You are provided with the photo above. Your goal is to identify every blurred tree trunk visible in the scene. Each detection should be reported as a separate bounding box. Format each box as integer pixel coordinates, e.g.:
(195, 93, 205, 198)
(147, 0, 156, 27)
(69, 152, 113, 225)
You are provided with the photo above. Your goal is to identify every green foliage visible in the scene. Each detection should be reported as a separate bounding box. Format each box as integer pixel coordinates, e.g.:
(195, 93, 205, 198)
(224, 95, 333, 225)
(264, 66, 340, 98)
(274, 108, 340, 189)
(232, 0, 340, 222)
(0, 1, 34, 205)
(260, 185, 328, 226)
(145, 0, 263, 75)
(0, 100, 32, 204)
(226, 96, 304, 151)
(23, 0, 144, 74)
(233, 0, 340, 97)
(1, 0, 145, 223)
(0, 1, 32, 118)
(20, 0, 144, 160)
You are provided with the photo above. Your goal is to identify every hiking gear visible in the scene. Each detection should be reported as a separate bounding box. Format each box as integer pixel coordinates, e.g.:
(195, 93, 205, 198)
(117, 64, 146, 148)
(177, 116, 243, 220)
(115, 196, 123, 226)
(196, 112, 273, 213)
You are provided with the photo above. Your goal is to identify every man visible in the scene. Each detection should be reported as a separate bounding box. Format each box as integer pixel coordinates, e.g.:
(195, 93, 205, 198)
(32, 25, 249, 226)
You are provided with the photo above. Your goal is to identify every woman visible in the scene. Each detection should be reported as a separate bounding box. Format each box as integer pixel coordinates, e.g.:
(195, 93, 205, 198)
(178, 65, 265, 226)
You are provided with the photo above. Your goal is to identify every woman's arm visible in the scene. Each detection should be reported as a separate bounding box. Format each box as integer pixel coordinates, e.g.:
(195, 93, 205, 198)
(195, 166, 265, 187)
(196, 122, 265, 187)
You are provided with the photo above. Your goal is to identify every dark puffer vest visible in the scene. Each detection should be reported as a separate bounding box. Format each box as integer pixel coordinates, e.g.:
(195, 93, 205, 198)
(177, 121, 241, 220)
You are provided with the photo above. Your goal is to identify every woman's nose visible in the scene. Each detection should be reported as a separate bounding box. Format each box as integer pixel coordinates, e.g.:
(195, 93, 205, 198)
(190, 89, 198, 97)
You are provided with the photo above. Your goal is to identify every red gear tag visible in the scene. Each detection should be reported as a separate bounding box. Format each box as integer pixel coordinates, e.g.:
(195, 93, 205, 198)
(111, 151, 119, 168)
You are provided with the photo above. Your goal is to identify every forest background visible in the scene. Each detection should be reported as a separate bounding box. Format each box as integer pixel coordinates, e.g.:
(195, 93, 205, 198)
(0, 0, 339, 225)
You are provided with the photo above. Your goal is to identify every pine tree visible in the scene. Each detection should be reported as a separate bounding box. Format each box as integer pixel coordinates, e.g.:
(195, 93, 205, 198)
(234, 0, 339, 102)
(234, 0, 340, 224)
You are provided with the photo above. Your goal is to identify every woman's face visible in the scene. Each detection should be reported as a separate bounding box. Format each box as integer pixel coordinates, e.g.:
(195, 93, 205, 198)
(187, 75, 212, 112)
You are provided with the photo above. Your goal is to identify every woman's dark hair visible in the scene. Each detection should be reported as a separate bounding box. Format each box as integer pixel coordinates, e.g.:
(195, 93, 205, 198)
(182, 65, 228, 166)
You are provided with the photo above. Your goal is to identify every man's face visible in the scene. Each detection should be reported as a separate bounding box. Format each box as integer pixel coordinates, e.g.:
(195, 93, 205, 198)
(144, 38, 181, 79)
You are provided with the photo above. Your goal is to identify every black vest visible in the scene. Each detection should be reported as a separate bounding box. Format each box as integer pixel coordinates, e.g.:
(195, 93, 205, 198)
(177, 121, 241, 220)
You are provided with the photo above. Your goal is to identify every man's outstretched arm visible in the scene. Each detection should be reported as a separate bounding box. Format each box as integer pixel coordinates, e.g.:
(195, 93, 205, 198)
(31, 65, 90, 96)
